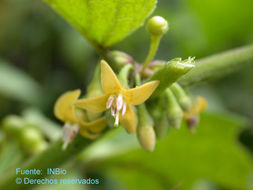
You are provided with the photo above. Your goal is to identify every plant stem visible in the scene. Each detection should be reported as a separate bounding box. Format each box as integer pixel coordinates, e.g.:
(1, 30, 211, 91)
(0, 135, 92, 190)
(142, 36, 161, 72)
(179, 45, 253, 86)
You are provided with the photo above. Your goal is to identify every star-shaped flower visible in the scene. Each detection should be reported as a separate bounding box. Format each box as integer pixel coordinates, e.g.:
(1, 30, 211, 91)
(75, 60, 159, 134)
(54, 89, 107, 147)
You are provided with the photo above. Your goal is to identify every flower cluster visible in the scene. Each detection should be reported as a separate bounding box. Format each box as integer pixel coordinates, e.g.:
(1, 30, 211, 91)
(54, 16, 207, 152)
(54, 60, 159, 149)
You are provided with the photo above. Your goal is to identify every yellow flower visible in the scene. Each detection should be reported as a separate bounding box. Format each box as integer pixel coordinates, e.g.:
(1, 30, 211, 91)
(54, 89, 107, 141)
(75, 60, 159, 134)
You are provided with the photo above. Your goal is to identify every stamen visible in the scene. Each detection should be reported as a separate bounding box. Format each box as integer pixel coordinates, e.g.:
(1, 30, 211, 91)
(62, 123, 79, 150)
(114, 110, 120, 126)
(116, 94, 123, 111)
(106, 95, 115, 109)
(111, 105, 116, 117)
(122, 102, 127, 116)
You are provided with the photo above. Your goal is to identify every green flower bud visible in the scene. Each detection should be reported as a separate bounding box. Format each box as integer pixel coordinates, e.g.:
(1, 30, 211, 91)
(19, 127, 45, 154)
(31, 141, 48, 154)
(137, 104, 156, 152)
(170, 83, 192, 111)
(149, 95, 169, 139)
(110, 51, 135, 67)
(149, 57, 195, 98)
(155, 113, 169, 139)
(165, 88, 183, 129)
(147, 16, 169, 36)
(118, 63, 133, 89)
(2, 115, 25, 137)
(137, 124, 156, 152)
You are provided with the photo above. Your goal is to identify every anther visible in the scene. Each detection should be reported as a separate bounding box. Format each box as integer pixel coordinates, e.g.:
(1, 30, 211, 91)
(106, 95, 115, 109)
(111, 106, 116, 117)
(116, 94, 123, 111)
(122, 103, 127, 116)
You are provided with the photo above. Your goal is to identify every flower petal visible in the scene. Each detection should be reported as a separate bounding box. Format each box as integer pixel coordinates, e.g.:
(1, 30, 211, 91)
(79, 129, 101, 140)
(124, 81, 159, 105)
(101, 60, 122, 94)
(54, 89, 80, 123)
(75, 94, 108, 112)
(120, 104, 137, 134)
(79, 117, 107, 133)
(196, 96, 207, 113)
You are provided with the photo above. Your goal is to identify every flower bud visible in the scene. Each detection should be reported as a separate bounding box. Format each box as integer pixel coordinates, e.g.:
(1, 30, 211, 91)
(137, 104, 156, 152)
(165, 88, 183, 129)
(147, 16, 169, 36)
(19, 126, 46, 154)
(170, 83, 192, 111)
(118, 63, 133, 89)
(155, 113, 169, 139)
(32, 141, 48, 154)
(149, 96, 168, 139)
(137, 124, 156, 152)
(109, 51, 135, 67)
(2, 115, 25, 137)
(149, 57, 195, 98)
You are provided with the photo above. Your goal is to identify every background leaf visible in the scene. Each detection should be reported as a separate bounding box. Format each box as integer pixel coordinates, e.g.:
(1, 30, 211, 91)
(44, 0, 157, 47)
(84, 112, 253, 190)
(0, 59, 44, 105)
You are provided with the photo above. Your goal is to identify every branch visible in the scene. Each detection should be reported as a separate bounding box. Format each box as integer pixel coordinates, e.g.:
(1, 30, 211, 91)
(179, 45, 253, 86)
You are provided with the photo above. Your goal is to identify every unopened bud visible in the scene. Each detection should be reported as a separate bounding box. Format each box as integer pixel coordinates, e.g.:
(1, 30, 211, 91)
(137, 125, 156, 152)
(2, 115, 25, 137)
(118, 63, 133, 89)
(165, 88, 183, 129)
(170, 83, 192, 111)
(149, 57, 195, 98)
(149, 96, 169, 139)
(20, 127, 45, 154)
(147, 16, 169, 36)
(110, 51, 135, 67)
(154, 113, 169, 139)
(137, 104, 156, 152)
(32, 141, 48, 154)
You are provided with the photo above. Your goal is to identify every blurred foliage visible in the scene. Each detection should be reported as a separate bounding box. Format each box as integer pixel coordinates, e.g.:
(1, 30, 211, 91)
(83, 112, 253, 190)
(0, 0, 253, 189)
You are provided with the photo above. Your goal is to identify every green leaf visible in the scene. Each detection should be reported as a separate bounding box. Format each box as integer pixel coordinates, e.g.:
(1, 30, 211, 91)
(87, 112, 253, 190)
(44, 0, 157, 47)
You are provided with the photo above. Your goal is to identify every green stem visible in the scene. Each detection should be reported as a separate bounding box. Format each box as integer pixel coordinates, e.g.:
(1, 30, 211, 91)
(142, 36, 161, 72)
(0, 135, 92, 190)
(179, 45, 253, 86)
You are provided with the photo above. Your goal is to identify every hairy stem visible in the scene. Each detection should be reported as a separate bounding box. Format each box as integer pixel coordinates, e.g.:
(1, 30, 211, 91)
(179, 45, 253, 86)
